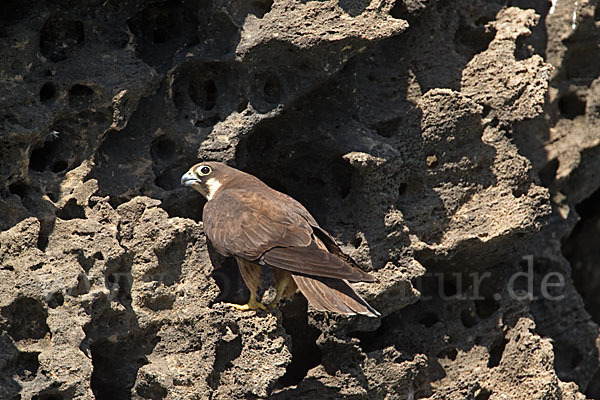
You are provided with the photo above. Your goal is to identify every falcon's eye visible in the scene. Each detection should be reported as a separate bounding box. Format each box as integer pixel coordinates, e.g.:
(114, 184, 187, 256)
(197, 166, 211, 176)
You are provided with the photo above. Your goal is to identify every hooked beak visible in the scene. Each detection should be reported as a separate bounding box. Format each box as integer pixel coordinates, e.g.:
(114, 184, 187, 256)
(181, 170, 200, 187)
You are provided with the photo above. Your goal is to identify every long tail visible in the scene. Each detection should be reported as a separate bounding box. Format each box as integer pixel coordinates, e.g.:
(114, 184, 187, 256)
(292, 274, 380, 317)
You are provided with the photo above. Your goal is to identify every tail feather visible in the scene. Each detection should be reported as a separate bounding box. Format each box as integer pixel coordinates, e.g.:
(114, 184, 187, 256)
(292, 274, 380, 317)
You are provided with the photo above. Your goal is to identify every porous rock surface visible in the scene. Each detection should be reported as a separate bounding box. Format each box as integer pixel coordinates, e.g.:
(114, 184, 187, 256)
(1, 0, 599, 399)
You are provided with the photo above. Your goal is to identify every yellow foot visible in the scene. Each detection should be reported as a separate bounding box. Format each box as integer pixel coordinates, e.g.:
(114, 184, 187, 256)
(223, 297, 266, 311)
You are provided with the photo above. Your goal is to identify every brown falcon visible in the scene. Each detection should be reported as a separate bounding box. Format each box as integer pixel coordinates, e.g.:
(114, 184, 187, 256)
(181, 162, 380, 317)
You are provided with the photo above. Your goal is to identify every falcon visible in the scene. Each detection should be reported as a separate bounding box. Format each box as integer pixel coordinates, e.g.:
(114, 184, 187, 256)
(181, 162, 380, 317)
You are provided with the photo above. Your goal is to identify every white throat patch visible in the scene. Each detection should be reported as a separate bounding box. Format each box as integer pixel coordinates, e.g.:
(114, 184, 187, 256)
(205, 178, 222, 201)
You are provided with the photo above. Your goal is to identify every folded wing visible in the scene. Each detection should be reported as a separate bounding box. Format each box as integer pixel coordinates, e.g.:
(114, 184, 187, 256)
(292, 274, 380, 317)
(260, 243, 374, 282)
(203, 187, 374, 282)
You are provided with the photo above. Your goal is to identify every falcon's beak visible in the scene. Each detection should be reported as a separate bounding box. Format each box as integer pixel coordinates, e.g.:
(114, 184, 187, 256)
(181, 170, 200, 187)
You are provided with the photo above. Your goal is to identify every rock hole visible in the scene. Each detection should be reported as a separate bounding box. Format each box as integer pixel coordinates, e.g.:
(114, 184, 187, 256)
(511, 186, 527, 198)
(68, 273, 90, 297)
(338, 0, 370, 17)
(74, 249, 95, 273)
(210, 257, 248, 305)
(481, 104, 492, 118)
(398, 182, 407, 196)
(247, 128, 277, 157)
(161, 189, 205, 221)
(29, 149, 51, 172)
(68, 84, 94, 108)
(173, 87, 185, 111)
(389, 1, 409, 19)
(2, 297, 50, 341)
(570, 348, 583, 368)
(0, 0, 30, 23)
(586, 368, 600, 399)
(442, 277, 457, 298)
(563, 187, 600, 324)
(30, 140, 60, 172)
(553, 340, 584, 378)
(105, 253, 133, 306)
(189, 79, 217, 111)
(47, 292, 64, 309)
(51, 160, 68, 173)
(538, 158, 559, 187)
(194, 114, 220, 128)
(107, 196, 127, 210)
(93, 252, 104, 260)
(514, 34, 534, 61)
(460, 308, 478, 328)
(250, 0, 273, 18)
(40, 82, 57, 102)
(236, 96, 249, 112)
(276, 296, 322, 388)
(418, 312, 439, 328)
(127, 1, 202, 72)
(475, 388, 492, 400)
(32, 394, 64, 400)
(135, 380, 167, 400)
(153, 27, 168, 44)
(208, 324, 243, 389)
(454, 20, 495, 58)
(8, 181, 28, 198)
(31, 263, 43, 271)
(263, 75, 282, 104)
(487, 337, 507, 367)
(558, 91, 586, 119)
(564, 43, 600, 81)
(150, 136, 177, 163)
(39, 16, 84, 62)
(437, 347, 458, 361)
(56, 198, 85, 220)
(148, 233, 186, 286)
(47, 192, 58, 203)
(90, 328, 158, 400)
(154, 167, 185, 191)
(14, 351, 40, 382)
(353, 236, 362, 249)
(348, 314, 390, 353)
(36, 219, 54, 252)
(372, 117, 401, 137)
(331, 157, 352, 199)
(474, 296, 499, 319)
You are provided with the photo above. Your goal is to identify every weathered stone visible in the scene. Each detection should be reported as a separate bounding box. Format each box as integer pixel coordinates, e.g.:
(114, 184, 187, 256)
(1, 0, 599, 399)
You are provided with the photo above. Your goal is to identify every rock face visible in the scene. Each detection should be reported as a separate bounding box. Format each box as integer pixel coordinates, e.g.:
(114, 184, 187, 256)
(1, 0, 599, 399)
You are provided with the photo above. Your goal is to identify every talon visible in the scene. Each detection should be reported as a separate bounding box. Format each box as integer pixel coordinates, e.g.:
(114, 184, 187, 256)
(223, 294, 266, 311)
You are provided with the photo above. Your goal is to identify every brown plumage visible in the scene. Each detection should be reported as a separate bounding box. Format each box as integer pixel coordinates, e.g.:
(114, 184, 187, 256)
(181, 162, 380, 317)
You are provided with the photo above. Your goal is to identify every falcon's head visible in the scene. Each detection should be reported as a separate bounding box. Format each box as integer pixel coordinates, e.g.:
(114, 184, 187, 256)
(181, 162, 234, 200)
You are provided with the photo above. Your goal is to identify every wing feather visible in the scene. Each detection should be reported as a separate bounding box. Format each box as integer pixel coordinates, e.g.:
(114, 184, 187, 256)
(203, 184, 374, 282)
(203, 189, 312, 259)
(292, 274, 380, 317)
(260, 243, 374, 282)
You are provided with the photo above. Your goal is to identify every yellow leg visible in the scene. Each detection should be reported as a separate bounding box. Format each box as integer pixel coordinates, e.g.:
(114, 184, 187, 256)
(267, 275, 290, 310)
(223, 292, 266, 311)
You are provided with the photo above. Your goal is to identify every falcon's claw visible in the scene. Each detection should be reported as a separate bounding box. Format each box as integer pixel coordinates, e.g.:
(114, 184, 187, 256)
(223, 294, 266, 311)
(223, 302, 266, 311)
